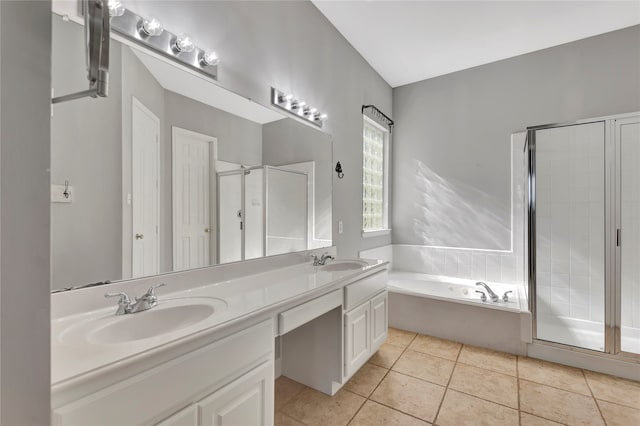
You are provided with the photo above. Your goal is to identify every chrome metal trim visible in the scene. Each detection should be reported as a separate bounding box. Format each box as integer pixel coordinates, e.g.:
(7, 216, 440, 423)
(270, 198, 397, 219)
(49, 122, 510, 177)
(527, 130, 537, 339)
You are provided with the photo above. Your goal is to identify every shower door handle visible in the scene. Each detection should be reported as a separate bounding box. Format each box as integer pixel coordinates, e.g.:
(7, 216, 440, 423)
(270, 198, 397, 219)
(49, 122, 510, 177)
(617, 229, 621, 247)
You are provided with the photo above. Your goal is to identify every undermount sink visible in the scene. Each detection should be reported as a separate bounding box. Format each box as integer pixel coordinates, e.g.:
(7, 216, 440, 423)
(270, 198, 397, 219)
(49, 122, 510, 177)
(321, 259, 368, 272)
(59, 297, 228, 345)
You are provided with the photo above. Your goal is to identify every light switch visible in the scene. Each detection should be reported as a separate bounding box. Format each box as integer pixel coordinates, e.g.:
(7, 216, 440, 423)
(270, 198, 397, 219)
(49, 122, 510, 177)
(338, 220, 343, 234)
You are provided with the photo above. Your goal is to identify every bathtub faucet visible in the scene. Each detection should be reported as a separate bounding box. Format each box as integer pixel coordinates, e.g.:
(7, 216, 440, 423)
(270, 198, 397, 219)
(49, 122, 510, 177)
(475, 282, 499, 302)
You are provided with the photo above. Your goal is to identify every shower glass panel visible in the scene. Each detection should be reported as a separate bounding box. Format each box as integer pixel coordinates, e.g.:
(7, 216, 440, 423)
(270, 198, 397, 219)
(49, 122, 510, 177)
(218, 173, 243, 264)
(266, 167, 308, 256)
(534, 122, 606, 351)
(619, 118, 640, 354)
(244, 168, 264, 260)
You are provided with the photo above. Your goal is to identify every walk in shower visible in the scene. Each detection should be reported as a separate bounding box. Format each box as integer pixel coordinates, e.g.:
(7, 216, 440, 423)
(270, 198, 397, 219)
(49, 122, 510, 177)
(217, 166, 308, 263)
(528, 113, 640, 358)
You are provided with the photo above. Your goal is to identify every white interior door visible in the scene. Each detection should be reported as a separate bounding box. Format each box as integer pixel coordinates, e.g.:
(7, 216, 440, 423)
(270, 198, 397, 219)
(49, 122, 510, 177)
(132, 98, 160, 278)
(172, 127, 216, 271)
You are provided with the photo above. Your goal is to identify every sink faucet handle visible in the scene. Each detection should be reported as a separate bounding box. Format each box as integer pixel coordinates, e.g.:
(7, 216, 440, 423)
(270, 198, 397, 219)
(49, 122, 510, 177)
(145, 283, 166, 297)
(502, 290, 513, 302)
(105, 292, 130, 303)
(475, 290, 487, 302)
(105, 292, 131, 315)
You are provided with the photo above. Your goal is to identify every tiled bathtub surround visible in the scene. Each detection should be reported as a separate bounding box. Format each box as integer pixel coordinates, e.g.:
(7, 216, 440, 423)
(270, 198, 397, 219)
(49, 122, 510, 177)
(274, 328, 640, 426)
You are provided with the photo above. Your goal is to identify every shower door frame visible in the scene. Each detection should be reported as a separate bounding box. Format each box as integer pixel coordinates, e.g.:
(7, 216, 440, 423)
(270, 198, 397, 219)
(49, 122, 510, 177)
(527, 112, 640, 361)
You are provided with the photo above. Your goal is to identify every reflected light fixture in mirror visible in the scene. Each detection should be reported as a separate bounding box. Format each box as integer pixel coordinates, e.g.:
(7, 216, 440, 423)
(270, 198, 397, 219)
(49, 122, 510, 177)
(271, 87, 327, 128)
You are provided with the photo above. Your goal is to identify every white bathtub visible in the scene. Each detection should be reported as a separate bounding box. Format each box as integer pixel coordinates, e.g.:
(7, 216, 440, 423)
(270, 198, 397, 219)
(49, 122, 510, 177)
(387, 271, 531, 354)
(388, 272, 525, 312)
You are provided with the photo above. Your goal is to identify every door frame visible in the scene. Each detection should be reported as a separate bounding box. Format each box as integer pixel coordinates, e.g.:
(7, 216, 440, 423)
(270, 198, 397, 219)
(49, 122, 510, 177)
(130, 96, 161, 277)
(171, 126, 218, 270)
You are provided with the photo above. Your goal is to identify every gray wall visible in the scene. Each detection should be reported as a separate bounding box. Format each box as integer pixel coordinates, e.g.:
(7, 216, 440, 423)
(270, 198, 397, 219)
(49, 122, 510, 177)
(392, 25, 640, 250)
(124, 0, 394, 257)
(51, 15, 123, 289)
(263, 118, 333, 242)
(0, 1, 51, 424)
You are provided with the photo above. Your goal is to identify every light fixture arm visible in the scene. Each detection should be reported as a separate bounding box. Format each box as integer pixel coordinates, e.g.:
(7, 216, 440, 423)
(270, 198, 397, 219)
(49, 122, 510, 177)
(53, 0, 110, 104)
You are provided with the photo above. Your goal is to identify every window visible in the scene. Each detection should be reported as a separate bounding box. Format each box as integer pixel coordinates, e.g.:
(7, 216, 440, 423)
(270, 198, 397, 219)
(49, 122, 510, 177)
(362, 116, 389, 235)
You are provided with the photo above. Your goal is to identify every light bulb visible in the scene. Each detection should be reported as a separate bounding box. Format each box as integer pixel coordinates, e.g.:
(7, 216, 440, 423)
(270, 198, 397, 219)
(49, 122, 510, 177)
(309, 107, 317, 113)
(175, 33, 195, 53)
(201, 50, 220, 66)
(320, 113, 328, 120)
(298, 101, 306, 107)
(284, 94, 293, 101)
(141, 16, 163, 36)
(108, 0, 125, 17)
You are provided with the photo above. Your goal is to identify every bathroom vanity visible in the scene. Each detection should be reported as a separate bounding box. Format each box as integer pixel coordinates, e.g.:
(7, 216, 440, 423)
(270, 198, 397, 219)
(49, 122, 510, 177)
(51, 258, 388, 425)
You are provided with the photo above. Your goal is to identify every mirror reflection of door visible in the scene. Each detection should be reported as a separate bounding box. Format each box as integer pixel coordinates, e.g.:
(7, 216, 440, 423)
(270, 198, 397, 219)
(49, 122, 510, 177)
(172, 127, 217, 271)
(132, 98, 160, 278)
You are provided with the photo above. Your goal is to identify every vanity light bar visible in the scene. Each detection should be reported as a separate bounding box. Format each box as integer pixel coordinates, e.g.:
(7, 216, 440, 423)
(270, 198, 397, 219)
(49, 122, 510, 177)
(271, 88, 327, 128)
(109, 8, 218, 80)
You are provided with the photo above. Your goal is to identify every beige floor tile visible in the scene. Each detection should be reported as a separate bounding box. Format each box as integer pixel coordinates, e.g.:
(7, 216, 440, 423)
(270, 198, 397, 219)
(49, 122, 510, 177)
(392, 349, 454, 386)
(448, 362, 518, 408)
(458, 344, 517, 376)
(369, 370, 444, 422)
(386, 327, 417, 347)
(280, 388, 365, 426)
(584, 370, 640, 410)
(518, 357, 591, 395)
(408, 334, 461, 361)
(598, 400, 640, 426)
(520, 412, 563, 426)
(343, 362, 388, 397)
(435, 389, 519, 426)
(274, 411, 304, 426)
(369, 342, 405, 368)
(349, 400, 429, 426)
(520, 379, 604, 426)
(275, 376, 307, 411)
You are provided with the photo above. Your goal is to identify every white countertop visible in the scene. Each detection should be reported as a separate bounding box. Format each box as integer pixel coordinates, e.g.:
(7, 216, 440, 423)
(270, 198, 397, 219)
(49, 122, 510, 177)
(51, 259, 387, 388)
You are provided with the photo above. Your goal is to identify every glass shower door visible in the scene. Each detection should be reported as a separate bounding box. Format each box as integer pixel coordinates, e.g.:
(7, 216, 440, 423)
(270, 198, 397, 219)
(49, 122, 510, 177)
(533, 121, 606, 351)
(618, 116, 640, 354)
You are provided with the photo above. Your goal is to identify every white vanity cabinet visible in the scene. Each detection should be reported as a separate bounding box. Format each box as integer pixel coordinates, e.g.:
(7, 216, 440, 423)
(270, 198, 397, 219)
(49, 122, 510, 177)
(343, 271, 388, 378)
(52, 320, 274, 426)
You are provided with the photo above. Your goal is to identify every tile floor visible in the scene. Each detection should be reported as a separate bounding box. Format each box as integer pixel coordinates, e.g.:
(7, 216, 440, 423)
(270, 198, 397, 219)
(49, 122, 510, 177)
(275, 328, 640, 426)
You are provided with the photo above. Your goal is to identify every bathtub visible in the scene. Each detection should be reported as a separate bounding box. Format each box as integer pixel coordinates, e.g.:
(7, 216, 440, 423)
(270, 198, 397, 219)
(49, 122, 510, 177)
(387, 271, 531, 354)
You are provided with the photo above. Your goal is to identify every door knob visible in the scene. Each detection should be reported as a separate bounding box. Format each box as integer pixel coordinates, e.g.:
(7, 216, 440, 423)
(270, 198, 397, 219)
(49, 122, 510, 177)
(135, 233, 144, 240)
(204, 228, 210, 233)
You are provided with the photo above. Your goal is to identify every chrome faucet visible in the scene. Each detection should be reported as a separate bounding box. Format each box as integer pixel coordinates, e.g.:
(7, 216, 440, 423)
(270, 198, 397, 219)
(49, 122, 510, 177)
(475, 282, 499, 302)
(105, 283, 166, 315)
(310, 252, 335, 266)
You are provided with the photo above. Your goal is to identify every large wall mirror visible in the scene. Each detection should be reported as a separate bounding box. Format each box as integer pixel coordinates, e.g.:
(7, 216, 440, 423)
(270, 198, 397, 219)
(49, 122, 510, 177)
(51, 13, 332, 291)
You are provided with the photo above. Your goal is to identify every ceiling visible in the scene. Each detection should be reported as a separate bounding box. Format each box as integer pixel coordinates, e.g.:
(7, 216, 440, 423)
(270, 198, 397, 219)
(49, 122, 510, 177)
(312, 0, 640, 88)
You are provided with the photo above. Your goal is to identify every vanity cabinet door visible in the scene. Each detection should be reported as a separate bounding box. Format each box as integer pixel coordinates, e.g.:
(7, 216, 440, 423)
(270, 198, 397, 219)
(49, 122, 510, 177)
(156, 404, 198, 426)
(199, 361, 274, 426)
(370, 291, 388, 351)
(344, 301, 371, 377)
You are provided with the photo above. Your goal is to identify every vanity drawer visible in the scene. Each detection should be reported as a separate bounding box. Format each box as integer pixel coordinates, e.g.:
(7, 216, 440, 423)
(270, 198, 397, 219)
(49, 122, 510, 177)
(279, 289, 342, 335)
(52, 320, 273, 426)
(344, 271, 387, 311)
